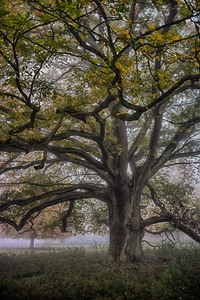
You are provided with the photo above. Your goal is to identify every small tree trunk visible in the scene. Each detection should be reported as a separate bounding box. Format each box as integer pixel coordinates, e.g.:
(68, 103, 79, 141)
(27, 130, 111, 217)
(29, 231, 37, 249)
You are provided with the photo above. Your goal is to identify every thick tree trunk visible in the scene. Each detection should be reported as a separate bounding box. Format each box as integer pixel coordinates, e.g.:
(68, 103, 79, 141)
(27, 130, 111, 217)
(125, 207, 144, 262)
(107, 108, 144, 262)
(108, 189, 143, 263)
(108, 204, 127, 262)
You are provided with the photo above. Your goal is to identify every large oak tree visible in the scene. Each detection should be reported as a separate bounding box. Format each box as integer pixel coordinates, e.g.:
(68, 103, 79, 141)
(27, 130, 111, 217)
(0, 0, 200, 262)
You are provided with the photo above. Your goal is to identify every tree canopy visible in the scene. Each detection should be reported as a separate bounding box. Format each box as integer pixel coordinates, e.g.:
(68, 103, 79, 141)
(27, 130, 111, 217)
(0, 0, 200, 262)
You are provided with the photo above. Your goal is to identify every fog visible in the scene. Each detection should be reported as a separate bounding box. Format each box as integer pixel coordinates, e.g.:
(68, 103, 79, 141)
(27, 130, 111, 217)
(0, 231, 196, 249)
(0, 234, 109, 248)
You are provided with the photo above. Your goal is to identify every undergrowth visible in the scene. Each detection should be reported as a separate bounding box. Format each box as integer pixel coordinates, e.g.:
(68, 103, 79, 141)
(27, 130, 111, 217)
(0, 244, 199, 300)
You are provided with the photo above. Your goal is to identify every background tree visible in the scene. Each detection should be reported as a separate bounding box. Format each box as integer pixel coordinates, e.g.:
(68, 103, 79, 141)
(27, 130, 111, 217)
(0, 0, 200, 262)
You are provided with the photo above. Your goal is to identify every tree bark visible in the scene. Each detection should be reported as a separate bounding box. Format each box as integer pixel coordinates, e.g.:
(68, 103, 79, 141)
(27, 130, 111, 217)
(108, 200, 127, 262)
(125, 204, 144, 262)
(107, 188, 144, 262)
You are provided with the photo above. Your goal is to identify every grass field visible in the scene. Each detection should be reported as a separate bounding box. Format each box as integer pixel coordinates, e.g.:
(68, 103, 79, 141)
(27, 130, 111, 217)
(0, 244, 199, 299)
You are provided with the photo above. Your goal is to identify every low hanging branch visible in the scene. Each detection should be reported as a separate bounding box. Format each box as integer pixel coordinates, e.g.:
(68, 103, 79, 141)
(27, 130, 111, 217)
(144, 183, 200, 243)
(0, 190, 97, 232)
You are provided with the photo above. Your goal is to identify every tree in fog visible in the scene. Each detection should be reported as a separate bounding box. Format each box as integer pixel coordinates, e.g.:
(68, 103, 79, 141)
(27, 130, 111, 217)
(0, 0, 200, 262)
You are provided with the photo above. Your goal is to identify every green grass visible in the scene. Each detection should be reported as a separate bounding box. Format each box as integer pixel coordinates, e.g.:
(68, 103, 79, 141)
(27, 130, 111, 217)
(0, 244, 200, 300)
